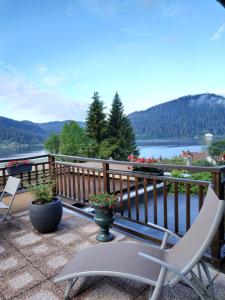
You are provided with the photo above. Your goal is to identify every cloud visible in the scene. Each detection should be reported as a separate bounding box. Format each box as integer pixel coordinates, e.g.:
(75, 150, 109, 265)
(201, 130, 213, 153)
(210, 23, 225, 41)
(0, 73, 88, 122)
(36, 63, 47, 75)
(42, 74, 65, 87)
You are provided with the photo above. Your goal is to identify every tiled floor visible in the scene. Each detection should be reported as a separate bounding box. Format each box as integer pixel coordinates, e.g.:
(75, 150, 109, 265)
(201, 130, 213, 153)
(0, 209, 225, 299)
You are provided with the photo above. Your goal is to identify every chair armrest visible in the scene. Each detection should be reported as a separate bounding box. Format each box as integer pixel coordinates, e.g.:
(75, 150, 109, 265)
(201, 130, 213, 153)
(147, 222, 180, 249)
(138, 252, 182, 276)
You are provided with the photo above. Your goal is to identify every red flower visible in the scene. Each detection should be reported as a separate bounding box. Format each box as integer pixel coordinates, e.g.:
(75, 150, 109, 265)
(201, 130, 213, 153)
(6, 159, 31, 168)
(137, 157, 146, 163)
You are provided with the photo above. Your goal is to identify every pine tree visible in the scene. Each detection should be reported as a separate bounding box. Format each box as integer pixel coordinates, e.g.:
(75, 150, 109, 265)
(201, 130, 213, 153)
(85, 92, 107, 144)
(107, 92, 124, 138)
(107, 92, 139, 160)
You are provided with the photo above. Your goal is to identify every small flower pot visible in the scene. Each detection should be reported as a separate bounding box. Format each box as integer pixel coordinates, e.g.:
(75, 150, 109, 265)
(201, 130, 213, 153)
(94, 208, 115, 242)
(7, 164, 32, 176)
(29, 198, 62, 233)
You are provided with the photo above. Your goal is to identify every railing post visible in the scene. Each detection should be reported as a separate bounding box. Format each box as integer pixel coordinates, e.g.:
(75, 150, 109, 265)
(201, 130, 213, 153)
(103, 162, 110, 193)
(211, 172, 224, 266)
(49, 155, 56, 194)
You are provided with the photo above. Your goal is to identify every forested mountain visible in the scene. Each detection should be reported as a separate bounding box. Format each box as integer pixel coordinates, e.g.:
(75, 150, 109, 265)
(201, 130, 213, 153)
(0, 117, 84, 145)
(129, 94, 225, 138)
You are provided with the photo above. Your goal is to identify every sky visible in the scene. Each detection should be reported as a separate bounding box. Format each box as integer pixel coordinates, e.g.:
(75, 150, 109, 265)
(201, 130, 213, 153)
(0, 0, 225, 122)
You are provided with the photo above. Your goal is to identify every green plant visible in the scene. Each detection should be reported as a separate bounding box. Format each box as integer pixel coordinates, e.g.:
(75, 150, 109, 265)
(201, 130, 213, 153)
(169, 170, 211, 194)
(29, 183, 54, 205)
(88, 193, 120, 210)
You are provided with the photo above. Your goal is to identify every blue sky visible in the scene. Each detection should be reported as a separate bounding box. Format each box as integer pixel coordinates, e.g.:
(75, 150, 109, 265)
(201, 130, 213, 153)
(0, 0, 224, 122)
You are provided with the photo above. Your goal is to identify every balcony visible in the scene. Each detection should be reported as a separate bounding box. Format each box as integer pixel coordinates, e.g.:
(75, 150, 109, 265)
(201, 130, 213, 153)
(0, 154, 225, 299)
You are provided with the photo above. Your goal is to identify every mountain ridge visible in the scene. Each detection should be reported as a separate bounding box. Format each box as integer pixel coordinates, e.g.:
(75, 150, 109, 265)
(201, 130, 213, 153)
(0, 117, 85, 145)
(128, 93, 225, 138)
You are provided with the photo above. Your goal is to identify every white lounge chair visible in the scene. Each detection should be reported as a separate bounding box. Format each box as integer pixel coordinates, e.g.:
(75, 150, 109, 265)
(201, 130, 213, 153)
(54, 186, 224, 299)
(0, 176, 21, 226)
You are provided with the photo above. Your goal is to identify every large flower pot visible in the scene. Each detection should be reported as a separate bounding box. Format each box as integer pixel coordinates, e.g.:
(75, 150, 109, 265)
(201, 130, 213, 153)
(94, 208, 115, 242)
(7, 164, 32, 175)
(29, 198, 62, 233)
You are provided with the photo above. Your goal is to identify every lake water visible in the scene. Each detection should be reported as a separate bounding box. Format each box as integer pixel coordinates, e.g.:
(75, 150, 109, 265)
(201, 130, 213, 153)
(137, 137, 213, 159)
(0, 136, 224, 160)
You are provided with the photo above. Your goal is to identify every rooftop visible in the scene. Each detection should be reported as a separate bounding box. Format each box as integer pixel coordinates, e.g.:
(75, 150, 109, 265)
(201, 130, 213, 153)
(1, 207, 225, 300)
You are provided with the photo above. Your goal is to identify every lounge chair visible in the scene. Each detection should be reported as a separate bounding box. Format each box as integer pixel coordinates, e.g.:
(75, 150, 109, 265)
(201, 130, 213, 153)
(54, 186, 225, 299)
(0, 176, 21, 226)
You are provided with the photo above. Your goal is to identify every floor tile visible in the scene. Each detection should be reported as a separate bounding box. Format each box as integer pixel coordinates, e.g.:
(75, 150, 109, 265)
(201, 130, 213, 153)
(0, 264, 45, 299)
(77, 222, 99, 237)
(62, 216, 89, 229)
(34, 250, 71, 278)
(18, 240, 60, 262)
(15, 280, 64, 300)
(51, 230, 84, 247)
(12, 232, 42, 247)
(65, 237, 96, 255)
(0, 250, 28, 275)
(74, 277, 133, 299)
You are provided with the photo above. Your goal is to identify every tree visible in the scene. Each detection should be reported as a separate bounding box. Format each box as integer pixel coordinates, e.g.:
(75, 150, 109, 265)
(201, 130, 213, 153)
(44, 133, 60, 154)
(107, 92, 139, 160)
(59, 121, 88, 156)
(208, 140, 225, 156)
(85, 92, 107, 144)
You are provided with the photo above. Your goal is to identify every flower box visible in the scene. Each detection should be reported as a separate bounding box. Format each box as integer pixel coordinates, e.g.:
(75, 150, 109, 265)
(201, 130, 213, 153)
(6, 160, 32, 175)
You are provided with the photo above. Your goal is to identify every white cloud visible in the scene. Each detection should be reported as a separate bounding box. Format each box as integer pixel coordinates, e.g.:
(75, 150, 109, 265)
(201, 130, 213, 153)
(210, 23, 225, 41)
(36, 63, 47, 75)
(42, 74, 65, 87)
(0, 73, 88, 122)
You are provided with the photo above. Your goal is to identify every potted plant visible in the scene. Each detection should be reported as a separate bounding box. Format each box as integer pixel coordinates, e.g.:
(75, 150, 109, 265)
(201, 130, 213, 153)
(128, 155, 164, 176)
(28, 183, 62, 233)
(88, 193, 121, 242)
(6, 159, 32, 175)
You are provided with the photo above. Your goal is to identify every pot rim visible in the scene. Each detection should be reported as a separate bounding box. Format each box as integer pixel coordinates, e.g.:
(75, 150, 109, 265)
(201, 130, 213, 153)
(31, 197, 60, 206)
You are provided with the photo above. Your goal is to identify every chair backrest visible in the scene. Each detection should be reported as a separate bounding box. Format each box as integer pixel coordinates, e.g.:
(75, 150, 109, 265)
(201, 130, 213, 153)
(166, 186, 225, 283)
(4, 176, 21, 196)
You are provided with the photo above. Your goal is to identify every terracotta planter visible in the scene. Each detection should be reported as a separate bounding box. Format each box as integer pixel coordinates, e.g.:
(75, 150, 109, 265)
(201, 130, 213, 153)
(94, 208, 115, 242)
(7, 164, 32, 176)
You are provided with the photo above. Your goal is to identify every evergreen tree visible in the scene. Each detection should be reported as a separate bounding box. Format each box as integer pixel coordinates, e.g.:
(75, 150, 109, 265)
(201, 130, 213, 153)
(107, 92, 139, 160)
(85, 92, 107, 144)
(107, 92, 124, 138)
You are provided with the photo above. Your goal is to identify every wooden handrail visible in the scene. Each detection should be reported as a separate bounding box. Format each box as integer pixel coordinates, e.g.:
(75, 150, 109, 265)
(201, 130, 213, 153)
(51, 154, 225, 173)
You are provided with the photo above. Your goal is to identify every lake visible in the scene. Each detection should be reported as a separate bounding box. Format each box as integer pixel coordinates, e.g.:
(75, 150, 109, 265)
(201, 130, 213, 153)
(137, 137, 213, 158)
(0, 136, 224, 160)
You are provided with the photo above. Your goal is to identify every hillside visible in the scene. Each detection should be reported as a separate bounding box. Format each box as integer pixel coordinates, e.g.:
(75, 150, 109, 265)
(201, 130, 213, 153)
(128, 93, 225, 138)
(0, 117, 85, 145)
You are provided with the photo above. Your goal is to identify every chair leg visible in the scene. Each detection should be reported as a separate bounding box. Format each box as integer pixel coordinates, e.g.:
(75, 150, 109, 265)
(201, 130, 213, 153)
(200, 262, 215, 299)
(64, 278, 78, 300)
(149, 267, 166, 300)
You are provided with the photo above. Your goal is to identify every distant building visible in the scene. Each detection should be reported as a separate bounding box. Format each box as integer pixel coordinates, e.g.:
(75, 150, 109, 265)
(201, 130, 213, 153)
(181, 150, 216, 166)
(181, 151, 208, 161)
(204, 133, 213, 139)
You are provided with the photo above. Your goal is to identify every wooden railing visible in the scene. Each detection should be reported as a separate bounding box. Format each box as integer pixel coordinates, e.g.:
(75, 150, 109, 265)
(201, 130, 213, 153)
(50, 154, 225, 266)
(0, 154, 51, 191)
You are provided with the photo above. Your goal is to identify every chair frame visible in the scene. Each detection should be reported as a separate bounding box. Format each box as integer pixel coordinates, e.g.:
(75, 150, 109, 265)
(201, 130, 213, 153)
(55, 186, 224, 300)
(0, 176, 21, 226)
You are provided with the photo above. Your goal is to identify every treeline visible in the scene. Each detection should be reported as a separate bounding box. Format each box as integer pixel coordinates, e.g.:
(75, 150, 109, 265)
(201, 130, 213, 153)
(0, 116, 45, 144)
(45, 92, 139, 160)
(129, 93, 225, 138)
